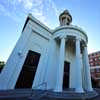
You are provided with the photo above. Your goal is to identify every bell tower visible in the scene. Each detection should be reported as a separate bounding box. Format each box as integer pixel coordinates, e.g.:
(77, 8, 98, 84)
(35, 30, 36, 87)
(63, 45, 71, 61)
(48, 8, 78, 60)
(59, 10, 72, 26)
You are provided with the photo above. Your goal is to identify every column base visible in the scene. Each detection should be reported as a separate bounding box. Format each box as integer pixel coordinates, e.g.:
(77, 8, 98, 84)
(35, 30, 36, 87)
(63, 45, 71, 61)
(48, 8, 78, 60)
(54, 86, 62, 92)
(75, 88, 84, 93)
(86, 87, 93, 92)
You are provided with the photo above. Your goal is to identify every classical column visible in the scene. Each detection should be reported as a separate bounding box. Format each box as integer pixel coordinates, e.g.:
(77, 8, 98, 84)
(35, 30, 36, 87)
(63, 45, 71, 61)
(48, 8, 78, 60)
(55, 37, 65, 92)
(75, 38, 84, 92)
(83, 46, 93, 91)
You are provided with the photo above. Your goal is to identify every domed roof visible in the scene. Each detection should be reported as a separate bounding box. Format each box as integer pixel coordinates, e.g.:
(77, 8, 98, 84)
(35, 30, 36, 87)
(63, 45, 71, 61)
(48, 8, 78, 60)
(59, 10, 70, 17)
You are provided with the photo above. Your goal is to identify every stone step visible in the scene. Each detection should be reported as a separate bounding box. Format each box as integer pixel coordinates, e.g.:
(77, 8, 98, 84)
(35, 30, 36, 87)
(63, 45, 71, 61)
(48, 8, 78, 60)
(0, 89, 98, 100)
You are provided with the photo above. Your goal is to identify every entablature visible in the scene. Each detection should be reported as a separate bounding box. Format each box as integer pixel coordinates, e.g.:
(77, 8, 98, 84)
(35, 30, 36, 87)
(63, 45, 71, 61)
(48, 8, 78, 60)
(53, 25, 88, 44)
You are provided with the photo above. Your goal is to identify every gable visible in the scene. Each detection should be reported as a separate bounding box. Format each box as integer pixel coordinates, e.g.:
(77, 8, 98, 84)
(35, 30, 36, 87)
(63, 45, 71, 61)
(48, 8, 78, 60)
(22, 14, 52, 40)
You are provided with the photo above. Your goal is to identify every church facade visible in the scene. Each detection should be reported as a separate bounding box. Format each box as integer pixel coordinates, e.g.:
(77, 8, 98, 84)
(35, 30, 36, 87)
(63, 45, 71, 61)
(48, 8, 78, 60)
(0, 10, 93, 93)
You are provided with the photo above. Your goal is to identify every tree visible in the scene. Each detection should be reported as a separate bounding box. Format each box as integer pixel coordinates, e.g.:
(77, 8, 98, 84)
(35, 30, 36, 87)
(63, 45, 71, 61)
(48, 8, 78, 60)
(0, 61, 5, 73)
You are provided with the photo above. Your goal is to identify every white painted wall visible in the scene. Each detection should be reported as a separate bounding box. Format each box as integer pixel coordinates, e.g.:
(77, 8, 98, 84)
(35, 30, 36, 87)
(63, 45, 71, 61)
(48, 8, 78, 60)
(0, 22, 32, 89)
(0, 19, 51, 90)
(0, 14, 90, 92)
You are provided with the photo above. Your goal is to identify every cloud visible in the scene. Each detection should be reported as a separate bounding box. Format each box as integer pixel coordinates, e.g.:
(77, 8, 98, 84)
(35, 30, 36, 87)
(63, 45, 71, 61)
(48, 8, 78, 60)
(17, 0, 44, 10)
(0, 0, 60, 62)
(0, 4, 6, 14)
(21, 0, 33, 10)
(0, 0, 59, 27)
(48, 0, 59, 17)
(0, 3, 22, 23)
(18, 0, 22, 2)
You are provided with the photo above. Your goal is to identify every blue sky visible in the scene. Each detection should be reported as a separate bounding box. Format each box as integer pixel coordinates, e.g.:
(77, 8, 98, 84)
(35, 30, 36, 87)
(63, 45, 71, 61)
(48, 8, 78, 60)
(0, 0, 100, 62)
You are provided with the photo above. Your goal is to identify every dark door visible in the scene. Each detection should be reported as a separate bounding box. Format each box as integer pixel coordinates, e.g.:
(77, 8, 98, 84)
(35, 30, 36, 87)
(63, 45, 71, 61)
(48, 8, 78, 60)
(15, 50, 40, 88)
(63, 61, 70, 90)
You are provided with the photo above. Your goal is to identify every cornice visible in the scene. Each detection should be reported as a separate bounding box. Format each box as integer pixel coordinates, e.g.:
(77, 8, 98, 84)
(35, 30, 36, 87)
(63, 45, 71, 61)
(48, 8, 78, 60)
(22, 13, 52, 34)
(52, 25, 88, 42)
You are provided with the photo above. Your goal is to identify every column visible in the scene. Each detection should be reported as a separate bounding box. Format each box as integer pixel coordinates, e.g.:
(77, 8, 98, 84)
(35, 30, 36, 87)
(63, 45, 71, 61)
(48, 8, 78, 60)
(55, 37, 65, 92)
(83, 46, 93, 91)
(75, 38, 84, 92)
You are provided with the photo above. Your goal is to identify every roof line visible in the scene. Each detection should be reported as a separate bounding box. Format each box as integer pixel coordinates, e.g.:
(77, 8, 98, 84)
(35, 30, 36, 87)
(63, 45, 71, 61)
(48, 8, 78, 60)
(53, 25, 88, 42)
(22, 13, 52, 34)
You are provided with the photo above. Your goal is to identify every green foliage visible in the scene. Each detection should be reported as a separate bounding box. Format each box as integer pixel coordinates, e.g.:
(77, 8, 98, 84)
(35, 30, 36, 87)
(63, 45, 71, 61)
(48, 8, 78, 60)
(0, 61, 5, 68)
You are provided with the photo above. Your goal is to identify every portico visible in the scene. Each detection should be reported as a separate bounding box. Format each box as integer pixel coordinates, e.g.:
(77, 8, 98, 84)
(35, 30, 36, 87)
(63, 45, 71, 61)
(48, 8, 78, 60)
(53, 33, 92, 92)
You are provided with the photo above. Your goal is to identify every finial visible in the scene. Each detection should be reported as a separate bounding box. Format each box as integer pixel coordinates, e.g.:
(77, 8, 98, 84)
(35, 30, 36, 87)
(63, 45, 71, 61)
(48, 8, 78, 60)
(59, 10, 72, 26)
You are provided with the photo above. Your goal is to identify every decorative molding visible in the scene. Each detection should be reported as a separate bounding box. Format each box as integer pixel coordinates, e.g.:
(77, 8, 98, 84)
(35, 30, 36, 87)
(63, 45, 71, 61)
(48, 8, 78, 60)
(53, 25, 88, 42)
(75, 37, 81, 41)
(32, 29, 50, 41)
(59, 34, 67, 39)
(22, 13, 52, 34)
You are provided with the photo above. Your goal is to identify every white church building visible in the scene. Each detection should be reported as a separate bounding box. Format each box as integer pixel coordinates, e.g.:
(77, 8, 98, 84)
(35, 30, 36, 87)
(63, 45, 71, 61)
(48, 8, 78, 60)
(0, 10, 93, 93)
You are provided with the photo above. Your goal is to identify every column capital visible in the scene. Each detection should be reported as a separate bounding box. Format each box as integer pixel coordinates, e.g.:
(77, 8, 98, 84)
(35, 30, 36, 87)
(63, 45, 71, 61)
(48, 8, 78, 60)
(75, 37, 81, 41)
(59, 34, 67, 39)
(83, 44, 87, 48)
(59, 35, 68, 43)
(81, 42, 87, 48)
